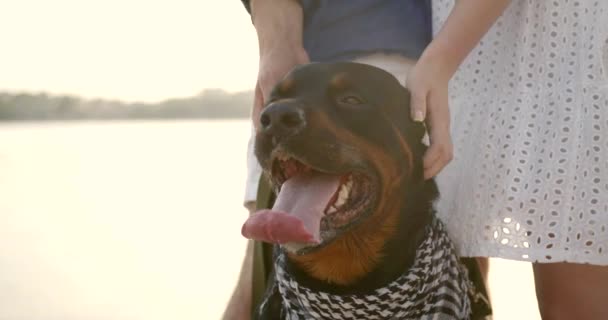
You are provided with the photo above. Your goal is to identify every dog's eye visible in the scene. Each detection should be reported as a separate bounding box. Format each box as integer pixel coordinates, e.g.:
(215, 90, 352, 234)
(340, 96, 364, 105)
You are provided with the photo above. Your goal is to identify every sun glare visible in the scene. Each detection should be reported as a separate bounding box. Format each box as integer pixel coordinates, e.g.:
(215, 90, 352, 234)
(0, 0, 259, 102)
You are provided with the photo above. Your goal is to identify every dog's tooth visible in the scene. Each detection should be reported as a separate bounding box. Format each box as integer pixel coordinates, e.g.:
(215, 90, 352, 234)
(339, 179, 353, 199)
(326, 205, 337, 214)
(340, 184, 349, 198)
(345, 180, 353, 192)
(336, 186, 348, 207)
(335, 196, 346, 208)
(345, 175, 353, 186)
(341, 182, 349, 194)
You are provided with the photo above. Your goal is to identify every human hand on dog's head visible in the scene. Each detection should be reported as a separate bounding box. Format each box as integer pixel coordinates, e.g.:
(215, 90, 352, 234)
(253, 46, 309, 131)
(244, 62, 432, 254)
(250, 0, 310, 131)
(406, 54, 454, 180)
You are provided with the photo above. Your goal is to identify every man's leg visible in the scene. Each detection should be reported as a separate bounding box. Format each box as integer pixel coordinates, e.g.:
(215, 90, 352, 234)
(222, 237, 254, 320)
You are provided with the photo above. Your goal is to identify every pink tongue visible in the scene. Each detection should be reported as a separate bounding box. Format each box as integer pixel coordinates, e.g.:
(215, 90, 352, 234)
(241, 173, 341, 244)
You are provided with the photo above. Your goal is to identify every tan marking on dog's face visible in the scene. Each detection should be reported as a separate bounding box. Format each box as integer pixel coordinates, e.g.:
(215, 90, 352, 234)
(288, 109, 411, 285)
(277, 76, 295, 95)
(329, 72, 350, 90)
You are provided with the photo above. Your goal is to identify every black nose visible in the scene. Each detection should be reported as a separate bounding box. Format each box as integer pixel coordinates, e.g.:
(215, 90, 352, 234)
(259, 103, 305, 138)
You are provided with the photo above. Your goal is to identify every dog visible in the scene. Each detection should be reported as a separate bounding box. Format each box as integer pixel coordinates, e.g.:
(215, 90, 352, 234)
(241, 62, 491, 319)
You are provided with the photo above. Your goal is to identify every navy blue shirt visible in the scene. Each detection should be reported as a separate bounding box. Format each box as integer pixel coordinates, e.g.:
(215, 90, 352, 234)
(300, 0, 432, 62)
(241, 0, 432, 62)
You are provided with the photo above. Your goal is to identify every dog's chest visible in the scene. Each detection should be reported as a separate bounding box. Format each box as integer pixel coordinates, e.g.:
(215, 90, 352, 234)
(274, 219, 472, 320)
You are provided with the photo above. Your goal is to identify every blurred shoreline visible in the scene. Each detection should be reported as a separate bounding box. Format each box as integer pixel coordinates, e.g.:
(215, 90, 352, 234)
(0, 89, 253, 121)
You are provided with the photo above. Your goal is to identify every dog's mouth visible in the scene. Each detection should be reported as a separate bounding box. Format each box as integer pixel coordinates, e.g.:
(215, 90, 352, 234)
(273, 156, 374, 230)
(241, 152, 376, 254)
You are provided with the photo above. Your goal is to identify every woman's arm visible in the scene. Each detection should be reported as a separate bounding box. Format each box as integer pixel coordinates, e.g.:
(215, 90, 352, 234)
(407, 0, 512, 179)
(421, 0, 513, 77)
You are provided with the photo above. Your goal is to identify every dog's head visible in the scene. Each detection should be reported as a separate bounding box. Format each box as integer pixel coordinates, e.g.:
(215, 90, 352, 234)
(247, 62, 428, 257)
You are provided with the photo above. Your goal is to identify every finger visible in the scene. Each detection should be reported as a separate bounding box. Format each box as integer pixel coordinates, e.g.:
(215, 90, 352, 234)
(258, 67, 286, 103)
(423, 142, 442, 169)
(423, 98, 448, 166)
(252, 82, 264, 131)
(423, 88, 452, 177)
(423, 143, 450, 179)
(424, 126, 453, 176)
(260, 79, 274, 104)
(409, 85, 427, 123)
(424, 156, 447, 180)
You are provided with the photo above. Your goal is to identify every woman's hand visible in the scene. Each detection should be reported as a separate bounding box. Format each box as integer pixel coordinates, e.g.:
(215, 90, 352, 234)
(406, 57, 453, 180)
(407, 0, 513, 179)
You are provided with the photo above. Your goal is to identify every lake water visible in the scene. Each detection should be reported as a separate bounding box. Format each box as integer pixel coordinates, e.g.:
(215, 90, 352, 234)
(0, 120, 540, 319)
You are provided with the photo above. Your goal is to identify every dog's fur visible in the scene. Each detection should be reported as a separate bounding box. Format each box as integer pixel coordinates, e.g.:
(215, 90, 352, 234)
(252, 62, 488, 319)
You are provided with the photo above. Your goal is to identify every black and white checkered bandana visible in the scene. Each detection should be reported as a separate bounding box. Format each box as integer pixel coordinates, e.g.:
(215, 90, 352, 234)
(274, 218, 473, 320)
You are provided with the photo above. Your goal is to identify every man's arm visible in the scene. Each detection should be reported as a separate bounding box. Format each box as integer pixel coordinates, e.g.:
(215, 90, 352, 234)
(250, 0, 309, 125)
(243, 0, 308, 211)
(225, 2, 308, 319)
(243, 0, 308, 209)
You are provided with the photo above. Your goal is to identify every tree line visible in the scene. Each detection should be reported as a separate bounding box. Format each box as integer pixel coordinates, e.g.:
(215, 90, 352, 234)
(0, 89, 253, 121)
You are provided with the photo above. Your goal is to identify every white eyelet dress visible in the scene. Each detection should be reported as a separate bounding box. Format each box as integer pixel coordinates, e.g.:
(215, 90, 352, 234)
(433, 0, 608, 265)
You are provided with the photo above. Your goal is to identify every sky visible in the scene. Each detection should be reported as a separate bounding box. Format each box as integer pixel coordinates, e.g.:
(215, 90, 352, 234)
(0, 0, 259, 102)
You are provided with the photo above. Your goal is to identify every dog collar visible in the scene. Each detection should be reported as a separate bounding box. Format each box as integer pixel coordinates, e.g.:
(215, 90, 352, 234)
(274, 218, 473, 320)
